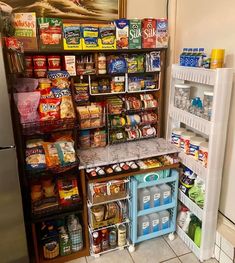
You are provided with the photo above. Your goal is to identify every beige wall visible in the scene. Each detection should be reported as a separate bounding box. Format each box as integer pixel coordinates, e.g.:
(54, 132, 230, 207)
(126, 0, 166, 18)
(173, 0, 235, 223)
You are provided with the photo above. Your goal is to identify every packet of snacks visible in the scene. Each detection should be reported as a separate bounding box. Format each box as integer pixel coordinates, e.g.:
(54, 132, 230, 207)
(43, 142, 60, 168)
(55, 141, 76, 166)
(39, 98, 61, 121)
(26, 146, 46, 170)
(47, 71, 70, 89)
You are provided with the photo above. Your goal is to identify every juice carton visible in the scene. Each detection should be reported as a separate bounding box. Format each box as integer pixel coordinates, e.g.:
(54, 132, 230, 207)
(129, 19, 142, 49)
(12, 12, 38, 51)
(142, 18, 156, 49)
(81, 24, 100, 50)
(156, 18, 168, 48)
(99, 24, 116, 49)
(63, 22, 82, 50)
(37, 17, 63, 51)
(115, 19, 129, 49)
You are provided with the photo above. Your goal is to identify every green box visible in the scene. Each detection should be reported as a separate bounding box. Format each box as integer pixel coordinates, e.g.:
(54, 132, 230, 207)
(129, 19, 142, 49)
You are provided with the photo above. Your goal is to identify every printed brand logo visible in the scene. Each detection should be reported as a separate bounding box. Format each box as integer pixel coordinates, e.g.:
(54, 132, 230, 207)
(129, 28, 141, 40)
(158, 22, 167, 30)
(143, 28, 156, 39)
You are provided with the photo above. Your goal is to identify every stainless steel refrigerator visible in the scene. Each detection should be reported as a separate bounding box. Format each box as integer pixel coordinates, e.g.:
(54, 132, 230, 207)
(0, 21, 29, 263)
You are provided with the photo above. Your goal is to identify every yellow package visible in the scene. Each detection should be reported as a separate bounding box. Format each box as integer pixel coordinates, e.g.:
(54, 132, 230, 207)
(63, 23, 82, 50)
(60, 96, 75, 119)
(43, 142, 60, 168)
(98, 24, 116, 49)
(81, 24, 100, 50)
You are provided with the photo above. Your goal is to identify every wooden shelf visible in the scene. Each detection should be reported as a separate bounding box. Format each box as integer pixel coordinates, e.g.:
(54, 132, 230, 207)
(86, 163, 179, 183)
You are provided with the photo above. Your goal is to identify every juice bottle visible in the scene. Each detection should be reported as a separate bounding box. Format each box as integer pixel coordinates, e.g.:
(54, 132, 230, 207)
(138, 188, 151, 210)
(159, 184, 172, 205)
(150, 185, 161, 207)
(180, 48, 188, 66)
(149, 213, 160, 232)
(92, 231, 101, 254)
(138, 215, 150, 236)
(101, 229, 109, 251)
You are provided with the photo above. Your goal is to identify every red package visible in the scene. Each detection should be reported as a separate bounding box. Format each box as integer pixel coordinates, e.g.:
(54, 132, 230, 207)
(39, 98, 61, 121)
(40, 88, 54, 99)
(142, 18, 156, 48)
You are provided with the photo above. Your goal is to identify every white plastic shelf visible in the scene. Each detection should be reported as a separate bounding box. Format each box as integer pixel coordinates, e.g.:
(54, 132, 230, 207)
(172, 64, 216, 86)
(179, 151, 207, 181)
(169, 105, 211, 136)
(178, 190, 203, 221)
(177, 225, 200, 258)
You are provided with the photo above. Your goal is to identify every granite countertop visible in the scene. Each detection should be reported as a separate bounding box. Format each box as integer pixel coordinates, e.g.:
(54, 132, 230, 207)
(78, 138, 179, 169)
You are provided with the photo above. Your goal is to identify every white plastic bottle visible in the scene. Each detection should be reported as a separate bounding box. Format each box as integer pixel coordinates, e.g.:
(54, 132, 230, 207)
(67, 214, 83, 252)
(138, 215, 150, 236)
(159, 184, 172, 205)
(138, 188, 151, 210)
(150, 185, 161, 207)
(149, 213, 160, 232)
(159, 210, 170, 230)
(182, 211, 192, 233)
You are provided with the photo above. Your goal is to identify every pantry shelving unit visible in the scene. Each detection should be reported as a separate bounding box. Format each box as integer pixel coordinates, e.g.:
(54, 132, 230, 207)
(166, 64, 233, 261)
(129, 169, 179, 246)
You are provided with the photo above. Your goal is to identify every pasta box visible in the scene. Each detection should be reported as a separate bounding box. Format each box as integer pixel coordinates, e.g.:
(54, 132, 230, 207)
(142, 18, 156, 48)
(63, 22, 82, 50)
(81, 24, 100, 50)
(37, 17, 63, 51)
(156, 18, 169, 48)
(115, 19, 129, 49)
(129, 19, 142, 49)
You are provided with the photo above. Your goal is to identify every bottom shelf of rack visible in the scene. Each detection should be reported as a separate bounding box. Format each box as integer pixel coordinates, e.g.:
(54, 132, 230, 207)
(176, 225, 200, 258)
(135, 223, 175, 243)
(39, 246, 89, 263)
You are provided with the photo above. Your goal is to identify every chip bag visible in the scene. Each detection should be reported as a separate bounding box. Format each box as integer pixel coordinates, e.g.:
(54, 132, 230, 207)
(26, 146, 46, 170)
(55, 141, 76, 166)
(47, 71, 70, 89)
(43, 142, 60, 168)
(39, 98, 61, 121)
(60, 96, 75, 119)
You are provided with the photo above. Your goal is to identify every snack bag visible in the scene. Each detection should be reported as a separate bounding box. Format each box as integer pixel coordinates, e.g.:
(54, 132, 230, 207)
(26, 146, 46, 170)
(37, 17, 63, 50)
(26, 139, 44, 148)
(14, 91, 40, 123)
(129, 19, 142, 49)
(156, 18, 168, 48)
(55, 141, 76, 166)
(43, 142, 60, 168)
(142, 18, 156, 48)
(108, 57, 127, 74)
(39, 98, 61, 121)
(99, 24, 116, 49)
(115, 19, 129, 49)
(81, 24, 99, 50)
(47, 71, 70, 89)
(63, 22, 82, 50)
(40, 88, 54, 99)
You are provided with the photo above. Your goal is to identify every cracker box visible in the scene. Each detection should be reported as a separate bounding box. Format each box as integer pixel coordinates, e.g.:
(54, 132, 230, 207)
(99, 24, 116, 49)
(115, 19, 129, 49)
(129, 19, 142, 49)
(81, 24, 100, 50)
(142, 18, 156, 49)
(64, 55, 76, 76)
(37, 17, 63, 51)
(156, 18, 168, 48)
(63, 22, 82, 50)
(12, 12, 38, 51)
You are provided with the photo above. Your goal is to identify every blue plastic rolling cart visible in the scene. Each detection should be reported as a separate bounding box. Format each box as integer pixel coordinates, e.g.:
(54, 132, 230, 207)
(129, 169, 179, 251)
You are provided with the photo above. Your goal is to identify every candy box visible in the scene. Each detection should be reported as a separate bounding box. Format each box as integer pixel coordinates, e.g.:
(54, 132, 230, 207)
(129, 19, 142, 49)
(99, 24, 116, 49)
(142, 18, 156, 48)
(156, 18, 168, 48)
(63, 22, 82, 50)
(37, 17, 63, 50)
(81, 24, 100, 50)
(115, 19, 129, 49)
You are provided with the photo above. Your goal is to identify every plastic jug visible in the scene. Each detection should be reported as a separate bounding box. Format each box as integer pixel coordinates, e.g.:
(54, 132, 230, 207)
(67, 214, 83, 252)
(138, 215, 150, 236)
(159, 210, 170, 230)
(159, 184, 172, 205)
(149, 213, 160, 232)
(150, 185, 161, 207)
(138, 188, 151, 210)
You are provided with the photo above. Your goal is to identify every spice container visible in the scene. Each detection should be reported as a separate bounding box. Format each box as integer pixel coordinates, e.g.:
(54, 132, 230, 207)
(101, 229, 109, 251)
(174, 84, 191, 110)
(92, 232, 101, 254)
(171, 128, 186, 147)
(180, 131, 195, 154)
(189, 137, 206, 160)
(118, 224, 127, 247)
(203, 91, 214, 121)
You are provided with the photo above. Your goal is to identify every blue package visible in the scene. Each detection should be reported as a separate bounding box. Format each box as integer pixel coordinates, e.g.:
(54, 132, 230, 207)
(52, 88, 71, 98)
(108, 58, 127, 74)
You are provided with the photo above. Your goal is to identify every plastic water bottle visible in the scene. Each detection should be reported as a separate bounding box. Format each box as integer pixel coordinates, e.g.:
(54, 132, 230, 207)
(180, 48, 188, 66)
(159, 210, 170, 230)
(138, 188, 151, 210)
(159, 184, 172, 205)
(67, 214, 83, 252)
(191, 48, 198, 67)
(150, 185, 161, 207)
(149, 213, 160, 232)
(138, 215, 150, 236)
(185, 48, 193, 67)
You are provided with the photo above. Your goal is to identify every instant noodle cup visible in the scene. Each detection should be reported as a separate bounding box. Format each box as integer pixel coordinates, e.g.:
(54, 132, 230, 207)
(48, 67, 62, 71)
(25, 56, 33, 69)
(47, 56, 61, 68)
(34, 68, 47, 78)
(25, 69, 34, 78)
(33, 56, 47, 68)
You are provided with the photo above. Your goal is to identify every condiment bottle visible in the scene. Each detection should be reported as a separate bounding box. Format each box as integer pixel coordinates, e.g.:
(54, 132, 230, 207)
(101, 229, 109, 251)
(109, 227, 117, 248)
(118, 224, 127, 247)
(92, 231, 101, 254)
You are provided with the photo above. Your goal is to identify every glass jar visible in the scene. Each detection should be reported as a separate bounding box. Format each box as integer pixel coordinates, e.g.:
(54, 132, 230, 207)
(174, 84, 191, 110)
(203, 91, 213, 120)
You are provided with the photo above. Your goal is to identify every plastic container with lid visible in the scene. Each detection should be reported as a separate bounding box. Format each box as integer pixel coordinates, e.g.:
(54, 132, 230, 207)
(171, 128, 186, 147)
(199, 141, 209, 167)
(189, 136, 206, 160)
(174, 84, 191, 110)
(180, 131, 195, 154)
(159, 184, 172, 205)
(203, 91, 214, 121)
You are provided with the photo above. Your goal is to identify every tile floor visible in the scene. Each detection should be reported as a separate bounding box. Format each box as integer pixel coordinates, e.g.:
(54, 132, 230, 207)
(67, 234, 219, 263)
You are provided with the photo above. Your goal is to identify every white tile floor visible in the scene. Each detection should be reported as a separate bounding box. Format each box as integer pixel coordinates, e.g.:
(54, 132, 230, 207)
(67, 234, 219, 263)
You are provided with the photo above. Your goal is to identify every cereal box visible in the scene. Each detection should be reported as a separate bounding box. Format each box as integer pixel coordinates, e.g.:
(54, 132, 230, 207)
(142, 18, 156, 49)
(115, 19, 129, 49)
(37, 18, 63, 51)
(99, 24, 116, 49)
(63, 22, 82, 50)
(12, 13, 38, 51)
(81, 24, 100, 50)
(156, 18, 168, 48)
(129, 19, 142, 49)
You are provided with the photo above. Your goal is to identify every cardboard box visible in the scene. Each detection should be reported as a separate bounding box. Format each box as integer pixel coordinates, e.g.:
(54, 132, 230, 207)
(98, 24, 116, 49)
(81, 24, 100, 50)
(115, 19, 129, 49)
(63, 22, 82, 50)
(142, 18, 156, 48)
(129, 19, 142, 49)
(156, 18, 168, 48)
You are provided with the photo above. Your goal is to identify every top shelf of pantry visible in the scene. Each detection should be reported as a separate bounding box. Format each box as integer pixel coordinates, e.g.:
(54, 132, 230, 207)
(24, 48, 167, 54)
(172, 64, 217, 86)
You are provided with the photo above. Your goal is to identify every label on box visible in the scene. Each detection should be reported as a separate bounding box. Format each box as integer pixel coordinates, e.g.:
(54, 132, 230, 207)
(63, 23, 82, 50)
(115, 19, 129, 49)
(142, 18, 156, 48)
(64, 56, 76, 76)
(99, 24, 116, 49)
(13, 13, 36, 37)
(129, 19, 142, 49)
(156, 18, 168, 48)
